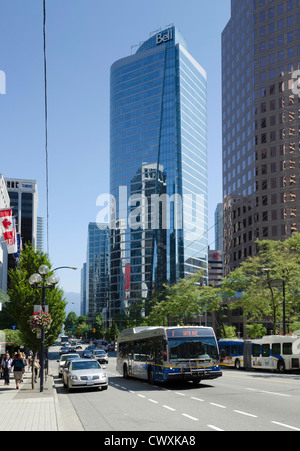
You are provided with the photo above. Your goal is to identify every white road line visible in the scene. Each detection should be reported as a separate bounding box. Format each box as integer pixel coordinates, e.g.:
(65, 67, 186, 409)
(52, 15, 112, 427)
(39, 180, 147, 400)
(129, 390, 135, 394)
(207, 425, 224, 431)
(176, 392, 186, 396)
(138, 394, 146, 398)
(210, 403, 226, 409)
(182, 414, 199, 421)
(246, 388, 290, 397)
(163, 405, 176, 412)
(234, 410, 258, 418)
(148, 399, 159, 404)
(191, 397, 204, 402)
(272, 421, 300, 431)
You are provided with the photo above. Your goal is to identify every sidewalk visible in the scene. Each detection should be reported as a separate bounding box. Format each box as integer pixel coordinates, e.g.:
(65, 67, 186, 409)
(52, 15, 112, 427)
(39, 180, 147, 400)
(0, 368, 84, 431)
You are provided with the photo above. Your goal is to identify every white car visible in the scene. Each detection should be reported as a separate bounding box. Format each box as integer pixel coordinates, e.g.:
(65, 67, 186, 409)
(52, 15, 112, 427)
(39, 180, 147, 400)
(57, 353, 80, 378)
(62, 358, 108, 392)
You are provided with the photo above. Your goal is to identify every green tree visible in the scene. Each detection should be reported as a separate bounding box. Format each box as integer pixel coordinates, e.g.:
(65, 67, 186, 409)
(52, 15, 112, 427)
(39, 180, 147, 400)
(65, 312, 78, 331)
(6, 244, 67, 352)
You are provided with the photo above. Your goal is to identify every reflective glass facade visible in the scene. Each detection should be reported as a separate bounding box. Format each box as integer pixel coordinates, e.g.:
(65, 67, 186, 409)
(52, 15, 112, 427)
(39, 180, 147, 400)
(223, 0, 300, 274)
(86, 223, 110, 318)
(110, 26, 208, 316)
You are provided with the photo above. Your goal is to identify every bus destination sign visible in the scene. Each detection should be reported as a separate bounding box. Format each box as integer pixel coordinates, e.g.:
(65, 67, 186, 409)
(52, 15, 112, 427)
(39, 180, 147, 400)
(167, 328, 213, 338)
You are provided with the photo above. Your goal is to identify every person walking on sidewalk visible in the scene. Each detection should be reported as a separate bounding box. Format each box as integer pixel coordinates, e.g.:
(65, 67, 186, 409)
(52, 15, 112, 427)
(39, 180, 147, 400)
(12, 353, 26, 389)
(0, 352, 13, 386)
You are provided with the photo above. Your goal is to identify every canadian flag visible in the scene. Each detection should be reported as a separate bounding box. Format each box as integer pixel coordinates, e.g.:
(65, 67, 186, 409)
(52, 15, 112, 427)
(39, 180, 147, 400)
(0, 209, 13, 235)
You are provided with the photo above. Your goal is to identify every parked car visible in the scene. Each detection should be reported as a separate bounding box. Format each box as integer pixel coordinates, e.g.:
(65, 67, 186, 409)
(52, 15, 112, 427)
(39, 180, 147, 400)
(62, 358, 108, 392)
(92, 349, 108, 364)
(57, 353, 80, 378)
(59, 346, 70, 355)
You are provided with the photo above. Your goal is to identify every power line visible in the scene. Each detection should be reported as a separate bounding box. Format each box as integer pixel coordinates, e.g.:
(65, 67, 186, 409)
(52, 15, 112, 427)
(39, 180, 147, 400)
(43, 0, 49, 254)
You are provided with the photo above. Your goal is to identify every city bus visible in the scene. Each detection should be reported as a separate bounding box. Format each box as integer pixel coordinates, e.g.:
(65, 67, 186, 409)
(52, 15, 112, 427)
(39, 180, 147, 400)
(219, 335, 300, 373)
(116, 326, 222, 384)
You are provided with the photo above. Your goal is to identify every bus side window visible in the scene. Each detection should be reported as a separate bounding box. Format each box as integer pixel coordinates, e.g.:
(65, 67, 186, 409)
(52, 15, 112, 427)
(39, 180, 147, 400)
(272, 343, 281, 355)
(283, 343, 293, 355)
(232, 345, 238, 356)
(252, 344, 261, 357)
(262, 344, 270, 357)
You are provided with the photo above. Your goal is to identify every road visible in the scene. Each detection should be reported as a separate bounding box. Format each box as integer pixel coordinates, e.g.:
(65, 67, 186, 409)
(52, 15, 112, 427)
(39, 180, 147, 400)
(49, 345, 300, 432)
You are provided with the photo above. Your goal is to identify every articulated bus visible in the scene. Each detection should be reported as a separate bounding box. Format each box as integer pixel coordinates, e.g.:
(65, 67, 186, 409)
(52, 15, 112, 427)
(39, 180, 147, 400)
(219, 335, 300, 373)
(117, 326, 222, 384)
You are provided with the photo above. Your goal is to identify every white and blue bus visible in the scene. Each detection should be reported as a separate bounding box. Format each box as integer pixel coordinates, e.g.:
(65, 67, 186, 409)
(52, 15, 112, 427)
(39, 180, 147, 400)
(117, 326, 222, 384)
(219, 335, 300, 373)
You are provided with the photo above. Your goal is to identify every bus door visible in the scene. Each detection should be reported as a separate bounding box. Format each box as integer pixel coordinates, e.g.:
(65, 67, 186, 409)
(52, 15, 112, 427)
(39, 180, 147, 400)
(244, 340, 252, 370)
(154, 338, 164, 382)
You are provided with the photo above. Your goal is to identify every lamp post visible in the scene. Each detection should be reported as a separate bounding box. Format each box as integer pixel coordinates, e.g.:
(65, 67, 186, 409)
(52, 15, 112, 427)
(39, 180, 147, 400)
(262, 268, 287, 335)
(29, 265, 60, 392)
(29, 265, 77, 392)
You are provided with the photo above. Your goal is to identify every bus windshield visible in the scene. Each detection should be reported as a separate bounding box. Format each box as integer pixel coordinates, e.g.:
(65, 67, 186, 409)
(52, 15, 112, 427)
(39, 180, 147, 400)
(168, 337, 218, 361)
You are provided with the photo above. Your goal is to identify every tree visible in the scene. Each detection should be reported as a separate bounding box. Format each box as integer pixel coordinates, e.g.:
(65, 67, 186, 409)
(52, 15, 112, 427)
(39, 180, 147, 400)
(6, 244, 67, 353)
(223, 235, 300, 335)
(65, 312, 78, 331)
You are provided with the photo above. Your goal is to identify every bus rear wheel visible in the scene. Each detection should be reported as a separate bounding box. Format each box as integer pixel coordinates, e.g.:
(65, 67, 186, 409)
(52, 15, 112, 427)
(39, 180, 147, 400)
(123, 364, 129, 379)
(148, 367, 154, 384)
(277, 360, 285, 373)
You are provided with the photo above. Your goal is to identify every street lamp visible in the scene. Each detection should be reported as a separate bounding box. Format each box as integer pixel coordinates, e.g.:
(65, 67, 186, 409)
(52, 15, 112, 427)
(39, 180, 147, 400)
(28, 265, 77, 392)
(29, 265, 59, 392)
(262, 268, 287, 335)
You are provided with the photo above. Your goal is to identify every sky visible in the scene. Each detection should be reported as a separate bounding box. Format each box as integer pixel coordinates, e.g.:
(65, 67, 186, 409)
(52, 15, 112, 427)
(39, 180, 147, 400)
(0, 0, 230, 296)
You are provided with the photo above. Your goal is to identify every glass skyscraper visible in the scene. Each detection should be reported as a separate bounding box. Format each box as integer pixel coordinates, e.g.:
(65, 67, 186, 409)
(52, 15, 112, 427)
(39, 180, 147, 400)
(110, 26, 208, 317)
(86, 223, 110, 318)
(222, 0, 300, 274)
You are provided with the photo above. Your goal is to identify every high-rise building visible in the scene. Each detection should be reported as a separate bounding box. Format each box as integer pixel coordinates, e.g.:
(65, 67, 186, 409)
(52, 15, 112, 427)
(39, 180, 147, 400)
(214, 203, 224, 251)
(222, 0, 300, 274)
(80, 262, 87, 316)
(36, 217, 44, 252)
(5, 178, 38, 250)
(86, 223, 110, 318)
(110, 26, 208, 317)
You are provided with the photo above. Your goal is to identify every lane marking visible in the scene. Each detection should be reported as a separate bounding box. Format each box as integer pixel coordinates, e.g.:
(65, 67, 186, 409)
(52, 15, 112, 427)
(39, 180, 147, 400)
(191, 397, 204, 402)
(272, 421, 300, 431)
(163, 405, 176, 411)
(234, 410, 258, 418)
(138, 394, 146, 398)
(207, 425, 224, 431)
(210, 403, 226, 409)
(182, 413, 199, 421)
(148, 399, 159, 404)
(246, 388, 290, 397)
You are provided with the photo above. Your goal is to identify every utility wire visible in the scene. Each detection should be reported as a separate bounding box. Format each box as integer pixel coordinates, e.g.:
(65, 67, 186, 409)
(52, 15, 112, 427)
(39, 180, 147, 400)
(43, 0, 49, 254)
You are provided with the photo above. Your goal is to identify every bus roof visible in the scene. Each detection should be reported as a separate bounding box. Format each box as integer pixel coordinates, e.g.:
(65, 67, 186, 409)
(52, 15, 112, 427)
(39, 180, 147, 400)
(117, 326, 215, 342)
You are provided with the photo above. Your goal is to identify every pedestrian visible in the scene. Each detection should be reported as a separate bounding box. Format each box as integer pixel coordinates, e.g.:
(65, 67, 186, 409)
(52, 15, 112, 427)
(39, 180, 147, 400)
(1, 352, 13, 386)
(20, 352, 27, 383)
(12, 353, 26, 389)
(33, 355, 40, 383)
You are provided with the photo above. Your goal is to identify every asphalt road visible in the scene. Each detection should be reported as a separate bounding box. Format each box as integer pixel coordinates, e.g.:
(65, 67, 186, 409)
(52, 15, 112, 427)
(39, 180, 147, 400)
(49, 345, 300, 432)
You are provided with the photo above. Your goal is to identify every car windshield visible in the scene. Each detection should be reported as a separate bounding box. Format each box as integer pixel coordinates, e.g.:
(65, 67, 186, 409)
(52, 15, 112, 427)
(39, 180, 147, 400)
(71, 361, 100, 370)
(168, 337, 219, 361)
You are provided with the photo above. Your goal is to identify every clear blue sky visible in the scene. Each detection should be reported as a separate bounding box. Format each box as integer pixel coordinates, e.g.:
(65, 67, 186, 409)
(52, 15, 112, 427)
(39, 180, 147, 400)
(0, 0, 230, 294)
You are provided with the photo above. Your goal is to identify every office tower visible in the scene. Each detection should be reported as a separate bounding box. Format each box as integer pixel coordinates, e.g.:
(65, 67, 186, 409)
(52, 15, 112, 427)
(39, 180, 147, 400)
(36, 217, 44, 252)
(0, 174, 10, 295)
(110, 26, 208, 317)
(214, 203, 224, 251)
(80, 262, 87, 316)
(222, 0, 300, 274)
(5, 178, 38, 250)
(86, 223, 110, 318)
